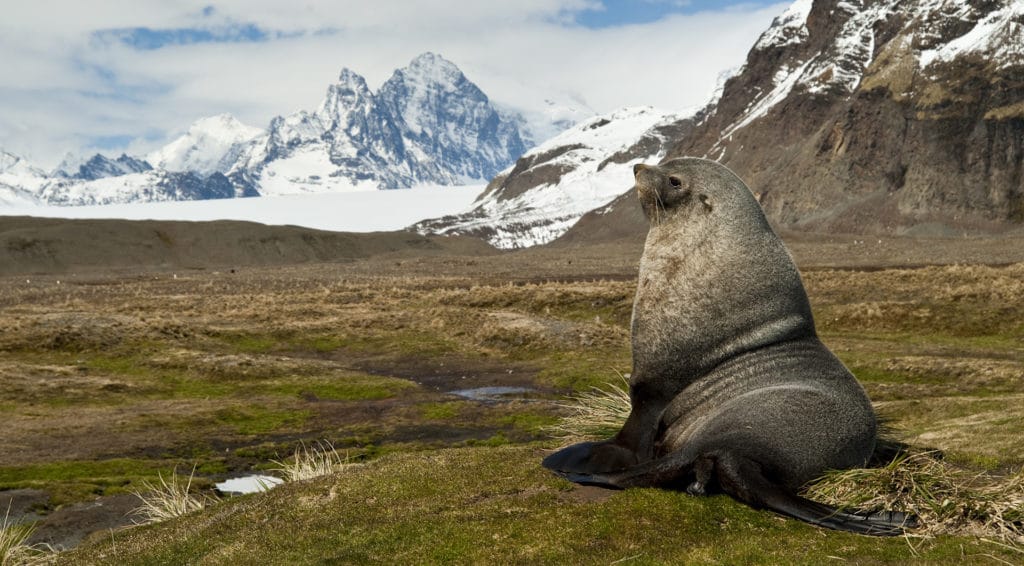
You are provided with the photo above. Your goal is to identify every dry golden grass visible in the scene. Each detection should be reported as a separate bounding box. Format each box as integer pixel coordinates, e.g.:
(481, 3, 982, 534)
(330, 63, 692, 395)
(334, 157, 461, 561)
(1, 504, 55, 566)
(131, 467, 217, 525)
(272, 441, 358, 482)
(545, 374, 631, 442)
(805, 451, 1024, 546)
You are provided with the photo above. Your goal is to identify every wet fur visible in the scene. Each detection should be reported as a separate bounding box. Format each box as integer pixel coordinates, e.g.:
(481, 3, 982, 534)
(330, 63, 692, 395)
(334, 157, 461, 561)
(542, 158, 915, 535)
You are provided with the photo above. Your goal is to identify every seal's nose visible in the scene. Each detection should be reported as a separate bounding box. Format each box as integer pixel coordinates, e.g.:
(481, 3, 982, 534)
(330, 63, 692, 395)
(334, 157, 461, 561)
(633, 163, 648, 177)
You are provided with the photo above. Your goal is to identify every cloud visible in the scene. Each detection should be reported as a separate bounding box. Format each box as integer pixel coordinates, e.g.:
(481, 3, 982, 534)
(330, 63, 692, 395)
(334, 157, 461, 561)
(0, 1, 787, 168)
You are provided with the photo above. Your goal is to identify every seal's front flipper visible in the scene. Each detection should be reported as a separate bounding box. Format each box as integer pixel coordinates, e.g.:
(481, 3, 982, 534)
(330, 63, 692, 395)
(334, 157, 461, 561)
(547, 448, 698, 489)
(542, 440, 638, 477)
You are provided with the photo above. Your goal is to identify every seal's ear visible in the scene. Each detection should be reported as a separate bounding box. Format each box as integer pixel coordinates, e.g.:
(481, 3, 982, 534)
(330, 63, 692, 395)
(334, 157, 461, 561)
(699, 193, 712, 212)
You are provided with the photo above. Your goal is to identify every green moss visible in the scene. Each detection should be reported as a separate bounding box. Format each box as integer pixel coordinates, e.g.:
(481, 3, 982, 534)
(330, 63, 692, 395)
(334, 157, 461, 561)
(213, 407, 311, 435)
(272, 375, 416, 401)
(466, 433, 510, 447)
(420, 402, 462, 420)
(288, 335, 346, 353)
(537, 348, 630, 391)
(0, 458, 179, 507)
(226, 335, 277, 354)
(496, 412, 560, 434)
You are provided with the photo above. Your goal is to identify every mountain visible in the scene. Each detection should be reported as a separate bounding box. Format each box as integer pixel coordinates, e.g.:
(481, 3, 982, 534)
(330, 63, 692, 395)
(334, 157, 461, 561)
(60, 153, 153, 181)
(0, 149, 237, 207)
(147, 114, 263, 175)
(661, 0, 1024, 235)
(229, 53, 529, 196)
(0, 150, 46, 206)
(414, 106, 691, 248)
(422, 0, 1024, 248)
(37, 171, 235, 206)
(2, 53, 539, 207)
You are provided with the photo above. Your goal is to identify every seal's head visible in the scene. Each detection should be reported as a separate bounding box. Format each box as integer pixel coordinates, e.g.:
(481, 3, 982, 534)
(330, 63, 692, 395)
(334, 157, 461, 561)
(633, 162, 703, 224)
(633, 158, 767, 233)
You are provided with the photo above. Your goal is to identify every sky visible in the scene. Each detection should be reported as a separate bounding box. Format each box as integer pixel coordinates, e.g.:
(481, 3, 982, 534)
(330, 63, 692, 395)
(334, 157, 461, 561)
(0, 0, 789, 169)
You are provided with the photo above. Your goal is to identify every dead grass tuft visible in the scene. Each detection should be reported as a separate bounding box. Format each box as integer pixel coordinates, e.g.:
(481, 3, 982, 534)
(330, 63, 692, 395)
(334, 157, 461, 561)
(131, 467, 217, 525)
(805, 451, 1024, 545)
(1, 504, 56, 566)
(545, 375, 631, 442)
(272, 441, 357, 482)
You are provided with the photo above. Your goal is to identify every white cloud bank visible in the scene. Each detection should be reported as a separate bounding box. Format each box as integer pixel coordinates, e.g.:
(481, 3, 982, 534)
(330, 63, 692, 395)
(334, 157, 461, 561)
(0, 1, 787, 168)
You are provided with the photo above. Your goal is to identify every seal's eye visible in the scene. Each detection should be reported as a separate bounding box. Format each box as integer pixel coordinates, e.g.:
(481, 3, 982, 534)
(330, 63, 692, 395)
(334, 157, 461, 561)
(669, 176, 682, 188)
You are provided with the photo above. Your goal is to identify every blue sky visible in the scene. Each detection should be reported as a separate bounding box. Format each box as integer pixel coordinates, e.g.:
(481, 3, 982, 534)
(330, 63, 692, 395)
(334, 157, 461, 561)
(0, 1, 788, 168)
(576, 0, 783, 27)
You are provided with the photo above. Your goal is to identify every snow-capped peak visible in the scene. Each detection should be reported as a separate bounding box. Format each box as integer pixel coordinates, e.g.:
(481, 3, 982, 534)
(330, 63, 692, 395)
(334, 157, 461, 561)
(754, 0, 813, 50)
(0, 150, 46, 177)
(147, 113, 263, 175)
(402, 52, 464, 89)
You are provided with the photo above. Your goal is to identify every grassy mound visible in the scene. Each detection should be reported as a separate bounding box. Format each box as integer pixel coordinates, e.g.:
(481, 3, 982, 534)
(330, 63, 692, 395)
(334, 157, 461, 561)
(61, 446, 1023, 564)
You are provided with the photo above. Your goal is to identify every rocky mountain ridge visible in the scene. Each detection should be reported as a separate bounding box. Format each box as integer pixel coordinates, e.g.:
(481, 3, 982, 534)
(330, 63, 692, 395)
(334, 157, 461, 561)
(1, 53, 542, 207)
(422, 0, 1024, 248)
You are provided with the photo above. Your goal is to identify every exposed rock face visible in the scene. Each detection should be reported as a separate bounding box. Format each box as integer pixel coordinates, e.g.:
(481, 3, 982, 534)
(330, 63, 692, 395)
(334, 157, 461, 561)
(666, 0, 1024, 234)
(62, 154, 153, 181)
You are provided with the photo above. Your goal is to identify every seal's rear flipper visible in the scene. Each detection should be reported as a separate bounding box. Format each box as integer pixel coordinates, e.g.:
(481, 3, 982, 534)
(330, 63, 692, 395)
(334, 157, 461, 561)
(756, 489, 917, 536)
(711, 451, 917, 537)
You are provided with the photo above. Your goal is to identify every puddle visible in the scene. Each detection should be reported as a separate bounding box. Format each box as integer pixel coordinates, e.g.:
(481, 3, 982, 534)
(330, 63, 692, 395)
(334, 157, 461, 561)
(448, 386, 535, 402)
(215, 474, 284, 495)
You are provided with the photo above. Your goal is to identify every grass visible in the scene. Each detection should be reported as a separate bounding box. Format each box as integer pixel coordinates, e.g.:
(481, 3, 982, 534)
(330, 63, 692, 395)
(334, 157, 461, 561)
(212, 406, 311, 435)
(545, 375, 631, 442)
(806, 451, 1024, 546)
(0, 459, 177, 508)
(272, 441, 357, 482)
(60, 447, 1024, 564)
(131, 467, 217, 525)
(2, 504, 55, 566)
(3, 262, 1023, 562)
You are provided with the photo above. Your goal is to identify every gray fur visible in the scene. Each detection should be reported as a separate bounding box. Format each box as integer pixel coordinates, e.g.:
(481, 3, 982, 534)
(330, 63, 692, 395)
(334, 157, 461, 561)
(543, 158, 900, 534)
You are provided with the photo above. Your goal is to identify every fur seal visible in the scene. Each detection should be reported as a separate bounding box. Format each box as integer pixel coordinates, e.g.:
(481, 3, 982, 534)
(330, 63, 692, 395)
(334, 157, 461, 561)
(542, 157, 913, 535)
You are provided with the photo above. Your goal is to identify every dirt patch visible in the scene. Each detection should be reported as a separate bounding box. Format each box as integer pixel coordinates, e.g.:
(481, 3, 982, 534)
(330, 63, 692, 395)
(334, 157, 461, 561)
(27, 494, 140, 551)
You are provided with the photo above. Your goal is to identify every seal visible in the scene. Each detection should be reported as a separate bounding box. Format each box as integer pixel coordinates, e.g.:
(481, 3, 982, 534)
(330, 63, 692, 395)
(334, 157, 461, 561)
(542, 157, 913, 535)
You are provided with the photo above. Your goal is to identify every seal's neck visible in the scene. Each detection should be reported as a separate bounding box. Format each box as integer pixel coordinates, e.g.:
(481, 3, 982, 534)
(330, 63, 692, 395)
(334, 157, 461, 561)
(632, 217, 815, 379)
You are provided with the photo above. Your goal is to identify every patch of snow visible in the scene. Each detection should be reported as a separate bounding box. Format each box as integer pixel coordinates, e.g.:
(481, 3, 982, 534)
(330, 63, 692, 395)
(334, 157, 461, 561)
(215, 475, 283, 495)
(256, 144, 379, 196)
(801, 1, 888, 95)
(1, 184, 486, 233)
(721, 58, 813, 140)
(919, 2, 1024, 69)
(754, 0, 814, 50)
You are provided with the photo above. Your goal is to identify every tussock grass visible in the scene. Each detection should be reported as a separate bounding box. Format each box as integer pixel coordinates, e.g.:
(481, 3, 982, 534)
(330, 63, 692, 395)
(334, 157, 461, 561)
(272, 441, 357, 482)
(545, 375, 631, 442)
(1, 504, 55, 566)
(805, 451, 1024, 545)
(131, 467, 217, 525)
